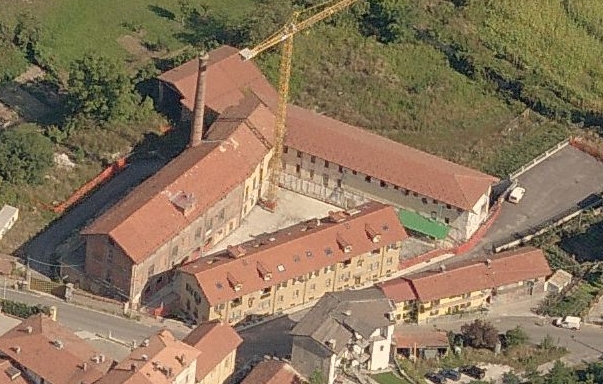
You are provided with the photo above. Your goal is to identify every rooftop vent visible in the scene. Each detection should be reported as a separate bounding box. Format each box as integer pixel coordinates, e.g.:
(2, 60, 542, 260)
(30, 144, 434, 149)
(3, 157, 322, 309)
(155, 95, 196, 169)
(227, 245, 246, 258)
(342, 309, 352, 316)
(485, 258, 492, 267)
(277, 264, 285, 272)
(257, 262, 272, 281)
(130, 363, 137, 372)
(325, 339, 337, 350)
(439, 265, 446, 273)
(142, 339, 150, 347)
(4, 365, 21, 380)
(11, 346, 20, 354)
(269, 237, 276, 242)
(365, 224, 381, 243)
(336, 233, 353, 253)
(81, 362, 88, 372)
(170, 191, 197, 216)
(53, 339, 64, 350)
(177, 353, 186, 366)
(328, 211, 347, 223)
(25, 326, 32, 334)
(141, 354, 149, 361)
(91, 355, 100, 364)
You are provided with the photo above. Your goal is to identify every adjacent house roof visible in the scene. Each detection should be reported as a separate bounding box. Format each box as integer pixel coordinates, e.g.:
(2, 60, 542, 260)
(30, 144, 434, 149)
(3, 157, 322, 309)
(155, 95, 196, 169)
(285, 105, 498, 211)
(291, 288, 394, 355)
(182, 319, 242, 381)
(377, 278, 416, 304)
(179, 202, 407, 305)
(0, 205, 18, 228)
(82, 94, 275, 263)
(393, 331, 450, 349)
(158, 46, 277, 114)
(379, 247, 552, 303)
(0, 314, 112, 384)
(95, 329, 201, 384)
(546, 269, 572, 288)
(241, 360, 304, 384)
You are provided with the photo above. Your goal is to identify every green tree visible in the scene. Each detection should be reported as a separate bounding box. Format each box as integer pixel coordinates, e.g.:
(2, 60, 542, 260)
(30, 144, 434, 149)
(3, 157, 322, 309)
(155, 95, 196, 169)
(502, 371, 522, 384)
(505, 326, 529, 347)
(67, 55, 138, 124)
(544, 360, 577, 384)
(308, 369, 326, 384)
(460, 319, 499, 350)
(13, 12, 41, 60)
(0, 124, 53, 184)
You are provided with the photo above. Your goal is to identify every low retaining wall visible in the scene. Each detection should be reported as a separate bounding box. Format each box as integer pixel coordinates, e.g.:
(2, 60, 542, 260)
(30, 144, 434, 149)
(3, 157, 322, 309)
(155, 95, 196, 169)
(509, 139, 569, 180)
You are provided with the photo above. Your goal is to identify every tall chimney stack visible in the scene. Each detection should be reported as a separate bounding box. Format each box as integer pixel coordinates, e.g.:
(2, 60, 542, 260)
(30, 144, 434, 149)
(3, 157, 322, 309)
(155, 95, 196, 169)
(190, 52, 210, 148)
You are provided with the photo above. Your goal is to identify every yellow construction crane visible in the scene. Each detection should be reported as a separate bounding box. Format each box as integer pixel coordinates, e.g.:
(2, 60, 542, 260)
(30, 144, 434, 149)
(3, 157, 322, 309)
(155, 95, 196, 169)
(239, 0, 359, 211)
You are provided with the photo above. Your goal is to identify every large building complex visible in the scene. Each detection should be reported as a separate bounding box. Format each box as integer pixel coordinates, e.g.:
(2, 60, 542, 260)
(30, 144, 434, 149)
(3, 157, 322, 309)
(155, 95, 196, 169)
(176, 202, 407, 324)
(82, 44, 498, 307)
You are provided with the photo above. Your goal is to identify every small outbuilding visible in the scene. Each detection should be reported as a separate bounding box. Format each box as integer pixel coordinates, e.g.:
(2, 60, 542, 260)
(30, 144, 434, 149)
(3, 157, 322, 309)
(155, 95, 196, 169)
(545, 269, 573, 293)
(0, 205, 18, 241)
(393, 330, 450, 360)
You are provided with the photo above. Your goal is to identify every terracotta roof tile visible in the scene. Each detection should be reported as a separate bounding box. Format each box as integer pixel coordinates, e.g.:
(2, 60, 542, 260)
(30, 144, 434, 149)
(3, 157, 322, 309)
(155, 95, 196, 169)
(179, 202, 407, 305)
(158, 46, 278, 113)
(377, 278, 417, 303)
(82, 95, 275, 263)
(284, 105, 498, 210)
(241, 360, 304, 384)
(95, 329, 201, 384)
(381, 247, 552, 303)
(393, 331, 449, 348)
(183, 320, 242, 381)
(0, 314, 112, 384)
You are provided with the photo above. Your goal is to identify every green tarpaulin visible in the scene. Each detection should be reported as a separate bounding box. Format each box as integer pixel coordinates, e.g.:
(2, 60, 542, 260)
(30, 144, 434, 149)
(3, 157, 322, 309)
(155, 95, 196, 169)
(398, 209, 450, 240)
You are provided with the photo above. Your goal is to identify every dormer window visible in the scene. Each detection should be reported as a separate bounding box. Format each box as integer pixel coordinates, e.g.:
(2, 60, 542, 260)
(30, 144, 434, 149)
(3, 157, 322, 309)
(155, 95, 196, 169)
(336, 233, 353, 253)
(170, 191, 197, 215)
(365, 224, 381, 243)
(257, 262, 272, 281)
(227, 272, 242, 291)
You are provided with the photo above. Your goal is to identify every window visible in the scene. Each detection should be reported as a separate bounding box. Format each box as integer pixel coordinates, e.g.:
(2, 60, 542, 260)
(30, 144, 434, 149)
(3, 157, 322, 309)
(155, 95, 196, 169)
(284, 146, 289, 154)
(405, 189, 410, 196)
(433, 199, 438, 204)
(337, 179, 342, 188)
(352, 170, 357, 175)
(322, 174, 329, 186)
(380, 345, 385, 352)
(445, 217, 450, 224)
(296, 164, 301, 175)
(413, 192, 418, 197)
(229, 221, 234, 231)
(310, 155, 316, 163)
(195, 227, 202, 239)
(324, 160, 329, 168)
(357, 259, 364, 267)
(261, 287, 271, 296)
(394, 185, 399, 190)
(446, 204, 452, 209)
(104, 270, 111, 283)
(278, 295, 284, 302)
(371, 249, 381, 255)
(245, 186, 249, 199)
(253, 177, 257, 190)
(380, 180, 387, 188)
(310, 283, 316, 291)
(147, 264, 155, 277)
(293, 290, 300, 298)
(386, 257, 393, 265)
(309, 169, 315, 179)
(231, 298, 242, 307)
(106, 250, 113, 264)
(338, 165, 343, 173)
(171, 246, 179, 257)
(297, 150, 302, 158)
(422, 198, 428, 204)
(431, 211, 437, 219)
(343, 259, 352, 268)
(325, 278, 332, 287)
(219, 208, 225, 220)
(430, 309, 439, 316)
(365, 175, 371, 183)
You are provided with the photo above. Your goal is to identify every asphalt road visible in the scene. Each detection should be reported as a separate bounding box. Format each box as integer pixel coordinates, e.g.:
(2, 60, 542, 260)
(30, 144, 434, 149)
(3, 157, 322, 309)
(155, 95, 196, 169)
(2, 289, 189, 343)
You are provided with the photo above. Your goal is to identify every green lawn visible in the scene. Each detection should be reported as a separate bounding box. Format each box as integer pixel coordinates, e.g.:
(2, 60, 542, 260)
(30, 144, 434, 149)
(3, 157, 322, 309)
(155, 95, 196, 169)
(372, 372, 412, 384)
(0, 0, 255, 74)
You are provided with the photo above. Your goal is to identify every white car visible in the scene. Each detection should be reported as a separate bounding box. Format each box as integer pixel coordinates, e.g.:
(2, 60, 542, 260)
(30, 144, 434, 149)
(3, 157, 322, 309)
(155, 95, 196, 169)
(508, 186, 526, 204)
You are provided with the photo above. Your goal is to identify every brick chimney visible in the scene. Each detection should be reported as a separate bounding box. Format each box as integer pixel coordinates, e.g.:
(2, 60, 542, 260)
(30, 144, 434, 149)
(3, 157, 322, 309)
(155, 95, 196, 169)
(190, 52, 210, 148)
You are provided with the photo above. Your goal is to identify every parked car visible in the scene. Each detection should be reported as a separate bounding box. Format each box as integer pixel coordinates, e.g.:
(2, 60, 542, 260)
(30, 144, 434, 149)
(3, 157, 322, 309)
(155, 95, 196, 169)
(554, 315, 581, 330)
(460, 365, 486, 379)
(508, 186, 526, 203)
(425, 372, 447, 384)
(440, 368, 461, 381)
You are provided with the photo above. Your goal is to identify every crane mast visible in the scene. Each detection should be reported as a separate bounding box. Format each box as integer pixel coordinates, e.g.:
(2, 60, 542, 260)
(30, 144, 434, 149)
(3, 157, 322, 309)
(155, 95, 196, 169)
(240, 0, 359, 211)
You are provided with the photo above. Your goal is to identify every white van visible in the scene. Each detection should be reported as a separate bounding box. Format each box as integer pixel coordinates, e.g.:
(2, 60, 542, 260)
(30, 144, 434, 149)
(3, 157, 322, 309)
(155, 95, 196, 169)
(508, 187, 526, 204)
(554, 316, 581, 330)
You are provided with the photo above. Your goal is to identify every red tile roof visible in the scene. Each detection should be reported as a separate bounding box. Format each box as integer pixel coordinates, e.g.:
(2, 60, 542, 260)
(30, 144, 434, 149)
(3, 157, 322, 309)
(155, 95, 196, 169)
(183, 320, 242, 381)
(378, 278, 416, 303)
(241, 360, 304, 384)
(380, 247, 552, 303)
(95, 329, 201, 384)
(0, 314, 112, 384)
(160, 46, 497, 211)
(158, 46, 278, 113)
(393, 331, 449, 349)
(82, 95, 275, 263)
(285, 105, 498, 210)
(179, 202, 407, 305)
